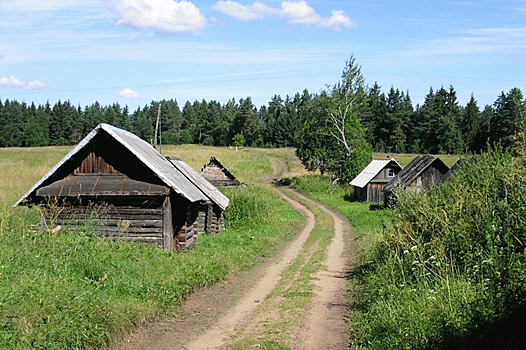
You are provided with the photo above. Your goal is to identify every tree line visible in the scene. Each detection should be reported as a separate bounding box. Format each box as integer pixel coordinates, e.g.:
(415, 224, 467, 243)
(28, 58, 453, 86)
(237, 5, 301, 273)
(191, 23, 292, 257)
(1, 59, 524, 161)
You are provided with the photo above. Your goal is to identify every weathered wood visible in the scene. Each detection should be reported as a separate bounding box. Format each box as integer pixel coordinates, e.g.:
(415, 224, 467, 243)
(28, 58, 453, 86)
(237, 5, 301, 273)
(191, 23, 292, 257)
(163, 196, 174, 252)
(56, 218, 163, 228)
(65, 225, 163, 233)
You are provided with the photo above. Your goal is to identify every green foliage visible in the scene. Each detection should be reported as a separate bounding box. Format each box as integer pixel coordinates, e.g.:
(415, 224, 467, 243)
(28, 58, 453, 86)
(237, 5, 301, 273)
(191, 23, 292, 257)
(296, 55, 373, 182)
(0, 185, 302, 349)
(221, 186, 276, 229)
(232, 133, 246, 147)
(351, 148, 526, 349)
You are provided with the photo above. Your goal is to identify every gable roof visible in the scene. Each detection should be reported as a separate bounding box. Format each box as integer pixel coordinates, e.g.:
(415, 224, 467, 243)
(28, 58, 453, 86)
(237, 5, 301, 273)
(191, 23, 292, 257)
(168, 157, 230, 210)
(201, 157, 241, 185)
(13, 124, 229, 210)
(350, 159, 402, 188)
(383, 155, 450, 193)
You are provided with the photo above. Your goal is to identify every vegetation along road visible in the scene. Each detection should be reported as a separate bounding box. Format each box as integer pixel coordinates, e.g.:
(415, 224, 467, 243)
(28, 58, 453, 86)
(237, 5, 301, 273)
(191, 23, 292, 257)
(118, 158, 353, 350)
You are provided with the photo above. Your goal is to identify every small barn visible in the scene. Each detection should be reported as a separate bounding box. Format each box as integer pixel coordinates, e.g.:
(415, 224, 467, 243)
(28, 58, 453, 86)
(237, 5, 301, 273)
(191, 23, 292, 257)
(201, 157, 242, 187)
(13, 123, 229, 252)
(383, 155, 450, 205)
(350, 158, 402, 203)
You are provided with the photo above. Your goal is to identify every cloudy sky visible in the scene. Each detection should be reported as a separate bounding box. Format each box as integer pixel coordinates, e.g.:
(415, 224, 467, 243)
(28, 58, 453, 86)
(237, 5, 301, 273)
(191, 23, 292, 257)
(1, 0, 525, 110)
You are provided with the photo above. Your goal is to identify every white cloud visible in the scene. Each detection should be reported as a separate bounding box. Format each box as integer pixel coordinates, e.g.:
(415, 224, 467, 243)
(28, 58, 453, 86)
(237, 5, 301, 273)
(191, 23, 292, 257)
(25, 80, 47, 90)
(0, 76, 47, 89)
(118, 88, 140, 99)
(212, 1, 277, 21)
(111, 0, 207, 34)
(213, 0, 355, 30)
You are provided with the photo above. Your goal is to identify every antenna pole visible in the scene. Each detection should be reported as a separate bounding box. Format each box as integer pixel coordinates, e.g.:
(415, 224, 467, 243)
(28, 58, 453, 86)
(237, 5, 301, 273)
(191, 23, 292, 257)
(154, 104, 161, 151)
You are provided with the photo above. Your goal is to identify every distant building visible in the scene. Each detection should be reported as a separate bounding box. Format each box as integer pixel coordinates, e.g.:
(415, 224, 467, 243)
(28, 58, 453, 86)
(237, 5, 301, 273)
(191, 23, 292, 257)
(383, 155, 450, 205)
(14, 124, 229, 252)
(201, 157, 242, 187)
(350, 158, 402, 203)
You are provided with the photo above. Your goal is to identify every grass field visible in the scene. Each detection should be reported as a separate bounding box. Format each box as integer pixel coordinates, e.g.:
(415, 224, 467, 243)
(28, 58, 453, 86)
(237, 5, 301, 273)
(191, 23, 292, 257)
(0, 145, 461, 349)
(0, 145, 306, 350)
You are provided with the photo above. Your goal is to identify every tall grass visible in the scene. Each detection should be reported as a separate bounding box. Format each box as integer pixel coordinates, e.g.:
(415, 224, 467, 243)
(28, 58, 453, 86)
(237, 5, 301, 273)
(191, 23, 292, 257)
(351, 148, 526, 350)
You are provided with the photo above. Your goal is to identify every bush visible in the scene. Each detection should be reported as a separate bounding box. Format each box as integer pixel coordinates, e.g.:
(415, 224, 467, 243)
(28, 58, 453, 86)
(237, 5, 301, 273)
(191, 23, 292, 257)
(352, 148, 526, 349)
(221, 186, 276, 229)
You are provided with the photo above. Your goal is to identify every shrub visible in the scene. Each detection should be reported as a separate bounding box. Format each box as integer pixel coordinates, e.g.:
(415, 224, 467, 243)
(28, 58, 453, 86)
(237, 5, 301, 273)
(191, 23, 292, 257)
(352, 148, 526, 349)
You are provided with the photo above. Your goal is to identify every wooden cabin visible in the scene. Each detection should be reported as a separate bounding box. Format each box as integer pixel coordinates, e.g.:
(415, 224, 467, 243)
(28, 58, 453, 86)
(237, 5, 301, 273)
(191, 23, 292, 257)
(383, 155, 450, 205)
(201, 157, 242, 187)
(13, 124, 229, 252)
(350, 158, 402, 203)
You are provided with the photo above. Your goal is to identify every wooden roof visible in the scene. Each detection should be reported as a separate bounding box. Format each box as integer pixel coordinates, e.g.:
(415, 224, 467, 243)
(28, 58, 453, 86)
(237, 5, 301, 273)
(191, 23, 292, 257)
(14, 124, 229, 210)
(383, 155, 450, 193)
(201, 157, 241, 186)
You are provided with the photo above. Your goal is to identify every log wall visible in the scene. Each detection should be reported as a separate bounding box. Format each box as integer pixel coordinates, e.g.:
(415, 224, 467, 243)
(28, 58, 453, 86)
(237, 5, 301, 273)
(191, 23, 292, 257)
(44, 205, 165, 248)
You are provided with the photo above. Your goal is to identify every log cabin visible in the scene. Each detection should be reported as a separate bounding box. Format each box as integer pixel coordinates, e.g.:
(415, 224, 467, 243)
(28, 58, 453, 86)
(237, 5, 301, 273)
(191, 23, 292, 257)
(383, 155, 450, 205)
(350, 158, 402, 203)
(13, 124, 229, 252)
(201, 157, 242, 187)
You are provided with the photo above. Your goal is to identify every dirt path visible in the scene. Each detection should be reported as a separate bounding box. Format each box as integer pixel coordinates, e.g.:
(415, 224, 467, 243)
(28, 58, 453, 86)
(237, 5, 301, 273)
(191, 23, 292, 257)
(186, 193, 315, 350)
(260, 157, 289, 182)
(288, 189, 350, 350)
(116, 159, 351, 350)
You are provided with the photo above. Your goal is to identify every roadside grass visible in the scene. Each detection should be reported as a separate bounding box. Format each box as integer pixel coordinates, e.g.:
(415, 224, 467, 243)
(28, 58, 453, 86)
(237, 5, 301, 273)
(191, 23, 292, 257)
(227, 187, 334, 350)
(0, 147, 304, 350)
(292, 149, 526, 350)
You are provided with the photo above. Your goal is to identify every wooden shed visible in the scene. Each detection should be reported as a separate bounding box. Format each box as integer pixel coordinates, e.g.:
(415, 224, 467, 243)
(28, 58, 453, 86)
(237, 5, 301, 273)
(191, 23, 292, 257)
(350, 158, 402, 203)
(383, 155, 450, 205)
(201, 157, 242, 187)
(13, 123, 229, 252)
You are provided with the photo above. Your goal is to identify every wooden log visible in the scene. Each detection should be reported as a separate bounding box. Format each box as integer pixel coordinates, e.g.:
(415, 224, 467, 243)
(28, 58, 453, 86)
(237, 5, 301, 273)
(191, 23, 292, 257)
(56, 219, 163, 228)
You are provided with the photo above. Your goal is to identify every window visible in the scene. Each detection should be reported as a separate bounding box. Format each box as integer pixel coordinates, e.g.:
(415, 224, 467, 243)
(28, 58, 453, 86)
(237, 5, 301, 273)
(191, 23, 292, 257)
(387, 168, 395, 177)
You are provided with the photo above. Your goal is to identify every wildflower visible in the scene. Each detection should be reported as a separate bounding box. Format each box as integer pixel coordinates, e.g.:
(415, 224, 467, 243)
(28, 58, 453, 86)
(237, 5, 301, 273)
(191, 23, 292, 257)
(403, 250, 409, 254)
(411, 245, 418, 251)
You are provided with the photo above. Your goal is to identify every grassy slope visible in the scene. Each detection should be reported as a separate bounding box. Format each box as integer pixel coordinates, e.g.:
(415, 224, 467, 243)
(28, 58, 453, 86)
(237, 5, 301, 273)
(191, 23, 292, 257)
(0, 146, 304, 350)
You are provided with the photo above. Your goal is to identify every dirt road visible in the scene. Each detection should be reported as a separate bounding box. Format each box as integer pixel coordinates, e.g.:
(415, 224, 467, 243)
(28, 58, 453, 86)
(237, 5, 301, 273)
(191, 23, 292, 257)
(288, 189, 350, 350)
(117, 158, 351, 350)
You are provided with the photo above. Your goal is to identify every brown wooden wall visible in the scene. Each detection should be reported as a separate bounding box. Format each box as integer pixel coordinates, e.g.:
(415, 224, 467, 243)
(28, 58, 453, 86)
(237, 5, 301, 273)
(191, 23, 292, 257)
(42, 199, 166, 248)
(409, 165, 445, 193)
(74, 151, 119, 175)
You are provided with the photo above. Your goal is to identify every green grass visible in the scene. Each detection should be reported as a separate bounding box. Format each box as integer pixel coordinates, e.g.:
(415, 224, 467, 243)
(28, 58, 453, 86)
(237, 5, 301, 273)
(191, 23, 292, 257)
(291, 150, 526, 350)
(0, 146, 304, 350)
(227, 187, 335, 350)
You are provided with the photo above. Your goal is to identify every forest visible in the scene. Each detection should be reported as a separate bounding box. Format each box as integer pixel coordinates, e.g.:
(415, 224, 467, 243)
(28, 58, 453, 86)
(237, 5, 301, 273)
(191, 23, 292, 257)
(1, 66, 525, 157)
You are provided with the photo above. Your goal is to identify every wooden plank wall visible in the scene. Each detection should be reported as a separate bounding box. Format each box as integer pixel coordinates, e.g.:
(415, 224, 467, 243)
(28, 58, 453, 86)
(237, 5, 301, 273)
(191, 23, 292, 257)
(367, 183, 386, 203)
(74, 152, 119, 174)
(45, 206, 165, 248)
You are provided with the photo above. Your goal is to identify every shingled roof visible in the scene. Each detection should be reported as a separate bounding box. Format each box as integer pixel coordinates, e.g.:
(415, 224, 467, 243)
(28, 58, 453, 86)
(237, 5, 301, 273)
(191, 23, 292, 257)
(383, 155, 450, 193)
(14, 124, 229, 210)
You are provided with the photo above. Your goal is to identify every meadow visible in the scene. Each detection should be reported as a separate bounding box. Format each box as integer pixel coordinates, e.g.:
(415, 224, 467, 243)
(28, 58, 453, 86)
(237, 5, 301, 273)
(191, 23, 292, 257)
(291, 150, 526, 350)
(0, 145, 465, 349)
(0, 145, 306, 349)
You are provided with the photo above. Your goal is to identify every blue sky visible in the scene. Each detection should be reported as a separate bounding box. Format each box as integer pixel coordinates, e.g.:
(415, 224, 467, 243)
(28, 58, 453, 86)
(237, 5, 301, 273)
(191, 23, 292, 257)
(1, 0, 525, 111)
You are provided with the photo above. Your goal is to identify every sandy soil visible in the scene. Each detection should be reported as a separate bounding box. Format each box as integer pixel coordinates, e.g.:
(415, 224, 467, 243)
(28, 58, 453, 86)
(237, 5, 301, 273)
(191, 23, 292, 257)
(116, 159, 352, 350)
(288, 189, 351, 350)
